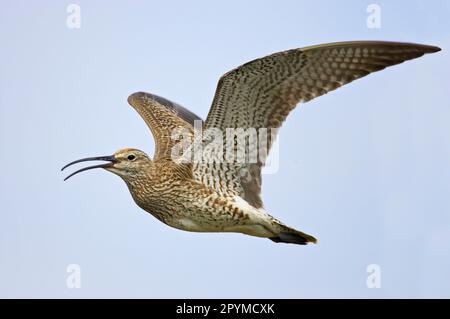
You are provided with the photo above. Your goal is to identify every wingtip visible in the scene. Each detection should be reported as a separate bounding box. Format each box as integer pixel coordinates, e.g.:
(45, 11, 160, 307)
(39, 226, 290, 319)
(304, 234, 318, 245)
(431, 45, 442, 53)
(422, 44, 441, 53)
(127, 91, 149, 106)
(395, 42, 441, 53)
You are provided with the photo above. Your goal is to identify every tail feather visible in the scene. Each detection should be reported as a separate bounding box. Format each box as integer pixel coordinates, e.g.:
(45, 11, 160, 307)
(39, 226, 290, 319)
(269, 230, 317, 245)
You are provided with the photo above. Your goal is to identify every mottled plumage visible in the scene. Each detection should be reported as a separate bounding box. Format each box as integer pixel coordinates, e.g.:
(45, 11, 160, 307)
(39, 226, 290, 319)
(63, 41, 440, 245)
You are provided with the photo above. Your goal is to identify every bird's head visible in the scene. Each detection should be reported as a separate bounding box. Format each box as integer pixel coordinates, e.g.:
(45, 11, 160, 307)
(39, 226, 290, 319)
(62, 148, 152, 181)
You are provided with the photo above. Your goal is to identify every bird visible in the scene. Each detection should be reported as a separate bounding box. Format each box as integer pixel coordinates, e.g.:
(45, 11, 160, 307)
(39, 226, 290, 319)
(62, 41, 440, 245)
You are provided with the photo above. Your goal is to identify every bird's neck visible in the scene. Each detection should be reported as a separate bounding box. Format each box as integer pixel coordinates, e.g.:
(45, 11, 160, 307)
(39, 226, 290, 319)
(122, 160, 190, 210)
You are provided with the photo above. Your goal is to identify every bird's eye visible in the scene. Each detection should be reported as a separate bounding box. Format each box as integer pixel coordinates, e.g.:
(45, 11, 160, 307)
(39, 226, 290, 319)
(127, 154, 136, 161)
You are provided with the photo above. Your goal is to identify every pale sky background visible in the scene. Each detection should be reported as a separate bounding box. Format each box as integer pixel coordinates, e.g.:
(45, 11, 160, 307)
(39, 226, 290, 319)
(0, 0, 449, 298)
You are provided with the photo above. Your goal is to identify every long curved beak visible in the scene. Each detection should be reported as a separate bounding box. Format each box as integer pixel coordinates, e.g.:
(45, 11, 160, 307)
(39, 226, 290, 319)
(61, 155, 116, 181)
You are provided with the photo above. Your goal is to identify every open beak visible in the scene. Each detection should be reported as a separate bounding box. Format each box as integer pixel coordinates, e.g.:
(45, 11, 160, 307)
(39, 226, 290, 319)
(61, 155, 116, 181)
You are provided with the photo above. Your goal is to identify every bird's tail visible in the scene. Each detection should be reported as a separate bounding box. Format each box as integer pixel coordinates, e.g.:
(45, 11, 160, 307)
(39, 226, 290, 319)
(269, 225, 317, 245)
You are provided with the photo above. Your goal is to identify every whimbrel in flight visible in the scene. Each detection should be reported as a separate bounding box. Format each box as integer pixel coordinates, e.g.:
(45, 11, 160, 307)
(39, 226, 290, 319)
(62, 41, 440, 245)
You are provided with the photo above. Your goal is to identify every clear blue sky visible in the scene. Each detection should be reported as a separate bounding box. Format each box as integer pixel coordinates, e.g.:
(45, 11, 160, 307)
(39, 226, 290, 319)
(0, 0, 449, 298)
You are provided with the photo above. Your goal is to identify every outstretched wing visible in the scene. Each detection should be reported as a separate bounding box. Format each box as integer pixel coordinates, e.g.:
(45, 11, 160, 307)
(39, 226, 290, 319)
(195, 41, 440, 208)
(127, 92, 203, 161)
